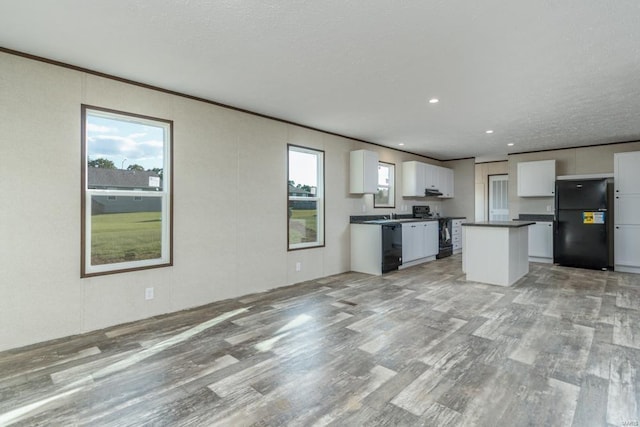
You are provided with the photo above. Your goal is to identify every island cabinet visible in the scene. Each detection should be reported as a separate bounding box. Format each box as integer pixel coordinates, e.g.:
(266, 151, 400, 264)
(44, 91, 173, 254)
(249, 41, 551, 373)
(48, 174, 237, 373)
(517, 160, 556, 197)
(350, 149, 378, 194)
(462, 221, 534, 286)
(401, 221, 438, 264)
(614, 150, 640, 273)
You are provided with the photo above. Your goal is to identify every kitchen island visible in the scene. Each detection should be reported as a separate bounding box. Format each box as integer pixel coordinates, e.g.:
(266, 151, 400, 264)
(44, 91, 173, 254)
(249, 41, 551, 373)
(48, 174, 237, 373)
(462, 221, 535, 286)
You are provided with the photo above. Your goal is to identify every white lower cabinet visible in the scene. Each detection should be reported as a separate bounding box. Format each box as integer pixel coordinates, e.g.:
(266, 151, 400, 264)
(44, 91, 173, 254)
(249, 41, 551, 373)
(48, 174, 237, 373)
(528, 222, 553, 262)
(402, 221, 438, 264)
(402, 224, 421, 263)
(615, 194, 640, 225)
(452, 219, 465, 252)
(615, 225, 640, 273)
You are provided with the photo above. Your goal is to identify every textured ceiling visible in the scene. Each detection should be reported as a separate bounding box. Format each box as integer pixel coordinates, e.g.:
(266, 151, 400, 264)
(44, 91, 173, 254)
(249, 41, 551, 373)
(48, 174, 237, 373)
(2, 1, 640, 160)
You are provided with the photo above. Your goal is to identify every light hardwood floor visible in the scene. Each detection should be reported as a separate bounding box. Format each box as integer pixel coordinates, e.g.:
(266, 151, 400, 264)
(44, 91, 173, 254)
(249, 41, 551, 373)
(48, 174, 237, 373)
(0, 255, 639, 426)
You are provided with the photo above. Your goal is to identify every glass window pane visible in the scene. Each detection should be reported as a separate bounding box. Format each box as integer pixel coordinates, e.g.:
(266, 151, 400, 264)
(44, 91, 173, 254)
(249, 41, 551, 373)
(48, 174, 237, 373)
(90, 195, 162, 265)
(288, 200, 318, 245)
(86, 112, 165, 190)
(376, 187, 390, 205)
(378, 164, 390, 185)
(288, 150, 318, 188)
(374, 162, 394, 208)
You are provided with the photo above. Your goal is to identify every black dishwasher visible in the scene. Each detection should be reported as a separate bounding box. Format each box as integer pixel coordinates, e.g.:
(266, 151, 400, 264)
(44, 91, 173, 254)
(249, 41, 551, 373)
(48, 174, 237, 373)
(381, 223, 402, 273)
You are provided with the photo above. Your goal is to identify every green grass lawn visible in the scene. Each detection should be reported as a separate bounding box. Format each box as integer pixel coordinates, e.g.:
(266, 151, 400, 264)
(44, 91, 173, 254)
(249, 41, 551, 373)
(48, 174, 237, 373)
(289, 209, 317, 244)
(91, 211, 162, 265)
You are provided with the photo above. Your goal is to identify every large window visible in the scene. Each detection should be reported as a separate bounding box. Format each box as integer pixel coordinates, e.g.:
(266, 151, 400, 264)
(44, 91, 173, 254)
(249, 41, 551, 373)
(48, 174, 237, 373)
(81, 105, 172, 277)
(374, 162, 395, 208)
(288, 145, 324, 250)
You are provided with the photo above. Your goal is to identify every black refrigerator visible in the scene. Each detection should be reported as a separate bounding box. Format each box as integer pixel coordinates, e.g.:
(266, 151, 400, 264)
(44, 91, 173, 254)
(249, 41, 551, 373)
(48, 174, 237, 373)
(554, 179, 609, 270)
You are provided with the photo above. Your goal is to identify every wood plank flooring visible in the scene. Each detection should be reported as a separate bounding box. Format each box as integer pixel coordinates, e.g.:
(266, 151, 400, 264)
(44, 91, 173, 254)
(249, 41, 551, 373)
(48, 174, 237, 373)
(1, 255, 639, 426)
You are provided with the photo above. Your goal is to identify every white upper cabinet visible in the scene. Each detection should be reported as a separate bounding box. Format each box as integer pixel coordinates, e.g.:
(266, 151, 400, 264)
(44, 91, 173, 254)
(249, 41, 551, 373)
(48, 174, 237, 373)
(403, 161, 454, 198)
(402, 161, 426, 197)
(350, 150, 379, 194)
(424, 163, 439, 191)
(614, 151, 640, 195)
(517, 160, 556, 197)
(438, 167, 454, 198)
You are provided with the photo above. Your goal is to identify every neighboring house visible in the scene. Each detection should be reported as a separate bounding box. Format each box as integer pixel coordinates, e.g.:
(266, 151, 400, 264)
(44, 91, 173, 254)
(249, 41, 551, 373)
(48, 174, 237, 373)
(288, 184, 315, 197)
(288, 184, 317, 211)
(88, 168, 162, 214)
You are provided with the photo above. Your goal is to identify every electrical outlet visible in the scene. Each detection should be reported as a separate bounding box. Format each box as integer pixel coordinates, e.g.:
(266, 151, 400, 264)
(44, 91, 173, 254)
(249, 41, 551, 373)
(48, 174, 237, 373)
(295, 262, 301, 272)
(145, 287, 154, 300)
(546, 205, 552, 212)
(361, 204, 366, 212)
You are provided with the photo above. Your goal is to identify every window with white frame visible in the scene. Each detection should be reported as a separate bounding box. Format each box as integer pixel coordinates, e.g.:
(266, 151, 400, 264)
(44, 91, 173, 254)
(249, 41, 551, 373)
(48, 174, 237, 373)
(81, 105, 172, 277)
(374, 162, 395, 208)
(288, 144, 324, 250)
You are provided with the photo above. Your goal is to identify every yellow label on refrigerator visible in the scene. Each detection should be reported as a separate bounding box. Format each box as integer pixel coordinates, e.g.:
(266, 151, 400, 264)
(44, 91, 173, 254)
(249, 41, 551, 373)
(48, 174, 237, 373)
(583, 211, 605, 224)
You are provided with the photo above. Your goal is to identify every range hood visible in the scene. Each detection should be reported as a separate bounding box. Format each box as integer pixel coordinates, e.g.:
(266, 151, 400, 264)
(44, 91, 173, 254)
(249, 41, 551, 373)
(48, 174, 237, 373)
(425, 188, 443, 196)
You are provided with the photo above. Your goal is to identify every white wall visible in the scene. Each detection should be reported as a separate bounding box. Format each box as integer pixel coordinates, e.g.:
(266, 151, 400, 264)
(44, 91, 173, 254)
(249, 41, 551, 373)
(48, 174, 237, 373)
(0, 52, 458, 351)
(442, 158, 475, 221)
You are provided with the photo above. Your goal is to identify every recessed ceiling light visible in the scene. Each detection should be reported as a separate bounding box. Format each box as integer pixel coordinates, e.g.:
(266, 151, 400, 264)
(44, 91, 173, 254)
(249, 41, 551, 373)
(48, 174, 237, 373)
(507, 143, 514, 146)
(485, 130, 494, 134)
(428, 98, 439, 104)
(398, 143, 405, 146)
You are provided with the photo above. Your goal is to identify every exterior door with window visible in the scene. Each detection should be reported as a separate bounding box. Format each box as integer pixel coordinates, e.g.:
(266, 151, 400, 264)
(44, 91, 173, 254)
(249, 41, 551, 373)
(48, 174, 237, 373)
(489, 175, 509, 221)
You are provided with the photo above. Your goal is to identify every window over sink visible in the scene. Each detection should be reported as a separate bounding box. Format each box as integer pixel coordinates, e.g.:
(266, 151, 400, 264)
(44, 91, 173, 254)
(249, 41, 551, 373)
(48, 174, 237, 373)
(374, 162, 395, 208)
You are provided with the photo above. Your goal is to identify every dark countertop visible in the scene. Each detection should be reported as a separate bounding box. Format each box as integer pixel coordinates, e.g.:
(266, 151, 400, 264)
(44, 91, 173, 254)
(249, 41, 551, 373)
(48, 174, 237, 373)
(462, 221, 535, 228)
(354, 218, 439, 225)
(517, 214, 554, 222)
(350, 215, 464, 225)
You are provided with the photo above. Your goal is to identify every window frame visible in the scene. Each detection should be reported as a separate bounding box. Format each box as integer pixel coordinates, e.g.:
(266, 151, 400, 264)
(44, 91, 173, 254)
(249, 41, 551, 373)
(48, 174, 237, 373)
(81, 105, 173, 277)
(374, 161, 395, 208)
(287, 144, 325, 251)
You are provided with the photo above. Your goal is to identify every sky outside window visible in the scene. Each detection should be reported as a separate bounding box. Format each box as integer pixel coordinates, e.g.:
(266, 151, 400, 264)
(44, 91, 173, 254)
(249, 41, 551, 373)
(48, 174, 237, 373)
(87, 114, 165, 171)
(289, 150, 318, 187)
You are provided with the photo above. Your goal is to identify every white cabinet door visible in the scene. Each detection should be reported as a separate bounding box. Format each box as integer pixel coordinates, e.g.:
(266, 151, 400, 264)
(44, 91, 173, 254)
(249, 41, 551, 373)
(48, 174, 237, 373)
(424, 164, 439, 191)
(528, 222, 553, 258)
(402, 224, 421, 262)
(615, 194, 640, 225)
(423, 222, 439, 257)
(452, 219, 465, 250)
(615, 225, 640, 269)
(402, 161, 426, 197)
(615, 151, 640, 195)
(350, 150, 379, 194)
(517, 160, 556, 197)
(438, 167, 454, 198)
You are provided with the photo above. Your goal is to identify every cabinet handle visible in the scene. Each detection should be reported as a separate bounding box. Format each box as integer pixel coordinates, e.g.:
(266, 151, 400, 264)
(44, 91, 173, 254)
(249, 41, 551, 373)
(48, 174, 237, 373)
(548, 224, 552, 226)
(616, 189, 619, 192)
(616, 226, 620, 229)
(616, 196, 619, 199)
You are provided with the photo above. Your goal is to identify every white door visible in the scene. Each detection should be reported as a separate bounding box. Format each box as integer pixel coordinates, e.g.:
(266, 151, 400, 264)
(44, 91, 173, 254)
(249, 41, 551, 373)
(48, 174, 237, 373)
(489, 175, 509, 221)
